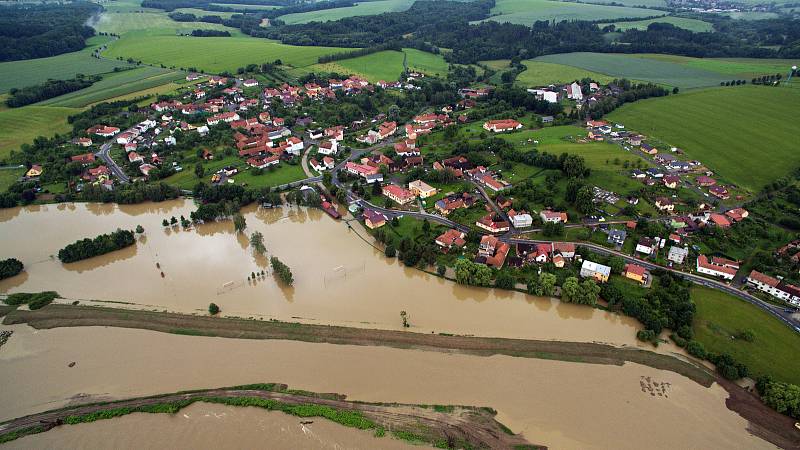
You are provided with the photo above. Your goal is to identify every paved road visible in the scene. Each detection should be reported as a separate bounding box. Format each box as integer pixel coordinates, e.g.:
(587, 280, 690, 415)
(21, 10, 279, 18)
(96, 141, 130, 183)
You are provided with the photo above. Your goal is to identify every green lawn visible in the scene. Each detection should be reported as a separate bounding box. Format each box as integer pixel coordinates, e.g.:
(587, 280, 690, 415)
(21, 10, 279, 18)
(692, 286, 800, 385)
(533, 52, 730, 89)
(162, 156, 306, 190)
(607, 86, 800, 191)
(104, 33, 349, 73)
(516, 60, 615, 87)
(0, 167, 24, 191)
(601, 16, 714, 32)
(484, 0, 665, 25)
(277, 0, 415, 24)
(38, 67, 184, 108)
(0, 106, 79, 160)
(310, 48, 449, 82)
(0, 36, 132, 93)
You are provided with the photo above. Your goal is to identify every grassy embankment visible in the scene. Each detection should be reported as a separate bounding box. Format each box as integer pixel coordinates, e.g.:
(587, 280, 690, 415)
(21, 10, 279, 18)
(608, 85, 800, 191)
(3, 304, 715, 386)
(484, 0, 666, 24)
(692, 286, 800, 385)
(0, 383, 533, 448)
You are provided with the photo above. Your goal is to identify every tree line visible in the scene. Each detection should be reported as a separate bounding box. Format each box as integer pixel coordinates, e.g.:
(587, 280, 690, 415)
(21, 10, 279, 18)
(6, 75, 100, 108)
(57, 229, 136, 263)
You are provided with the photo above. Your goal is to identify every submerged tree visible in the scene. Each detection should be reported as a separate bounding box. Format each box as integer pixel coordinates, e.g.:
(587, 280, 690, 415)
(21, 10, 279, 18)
(250, 231, 266, 255)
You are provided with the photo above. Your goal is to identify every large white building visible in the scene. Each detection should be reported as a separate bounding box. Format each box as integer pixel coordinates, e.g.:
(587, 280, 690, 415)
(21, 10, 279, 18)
(746, 270, 800, 306)
(580, 260, 610, 283)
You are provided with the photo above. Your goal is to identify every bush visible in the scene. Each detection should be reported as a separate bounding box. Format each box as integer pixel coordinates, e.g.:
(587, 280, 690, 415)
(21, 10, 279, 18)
(0, 258, 24, 280)
(270, 256, 294, 286)
(494, 271, 515, 290)
(384, 245, 396, 258)
(636, 329, 657, 344)
(4, 291, 58, 309)
(737, 329, 755, 342)
(208, 303, 220, 315)
(669, 333, 687, 348)
(686, 341, 707, 359)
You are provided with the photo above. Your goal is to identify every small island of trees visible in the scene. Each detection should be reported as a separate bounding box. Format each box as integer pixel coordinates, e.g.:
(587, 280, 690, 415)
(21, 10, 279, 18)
(57, 229, 137, 263)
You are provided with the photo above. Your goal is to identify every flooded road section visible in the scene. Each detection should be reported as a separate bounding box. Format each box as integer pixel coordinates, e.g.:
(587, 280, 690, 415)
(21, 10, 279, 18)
(0, 325, 770, 450)
(0, 200, 646, 346)
(3, 402, 420, 450)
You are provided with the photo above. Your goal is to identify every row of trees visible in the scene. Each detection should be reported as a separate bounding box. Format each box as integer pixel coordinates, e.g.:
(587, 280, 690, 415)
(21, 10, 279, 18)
(57, 229, 136, 263)
(270, 256, 293, 285)
(6, 75, 99, 108)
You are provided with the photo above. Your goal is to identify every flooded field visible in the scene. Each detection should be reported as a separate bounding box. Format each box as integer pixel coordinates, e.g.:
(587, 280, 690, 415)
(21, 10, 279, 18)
(0, 325, 770, 450)
(3, 402, 419, 450)
(0, 200, 646, 345)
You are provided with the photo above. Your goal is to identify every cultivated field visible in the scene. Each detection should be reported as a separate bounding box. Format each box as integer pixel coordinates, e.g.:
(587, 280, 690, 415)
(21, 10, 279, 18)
(602, 16, 714, 32)
(38, 67, 184, 108)
(277, 0, 414, 24)
(210, 2, 280, 10)
(627, 54, 798, 77)
(91, 10, 241, 35)
(0, 106, 78, 159)
(692, 287, 800, 385)
(516, 60, 615, 86)
(585, 0, 666, 5)
(533, 52, 735, 89)
(0, 36, 131, 93)
(104, 33, 349, 73)
(173, 8, 237, 18)
(485, 0, 665, 24)
(608, 85, 800, 191)
(310, 48, 449, 82)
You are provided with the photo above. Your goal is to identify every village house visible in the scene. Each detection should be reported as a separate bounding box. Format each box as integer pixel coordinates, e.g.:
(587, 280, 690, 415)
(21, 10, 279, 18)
(540, 210, 568, 223)
(746, 270, 800, 306)
(624, 263, 648, 285)
(207, 111, 240, 126)
(382, 184, 415, 205)
(607, 229, 627, 246)
(325, 126, 344, 141)
(86, 125, 120, 138)
(82, 165, 110, 183)
(641, 143, 658, 155)
(247, 155, 280, 169)
(243, 79, 259, 88)
(663, 175, 680, 189)
(709, 212, 731, 228)
(636, 237, 657, 256)
(139, 163, 156, 177)
(75, 137, 93, 147)
(655, 197, 674, 212)
(508, 210, 533, 228)
(527, 89, 559, 103)
(70, 153, 96, 165)
(26, 164, 43, 178)
(476, 213, 510, 233)
(696, 175, 716, 187)
(709, 185, 730, 200)
(310, 158, 325, 172)
(434, 192, 475, 215)
(725, 207, 748, 222)
(566, 82, 583, 101)
(435, 229, 467, 250)
(408, 180, 437, 199)
(317, 139, 339, 155)
(476, 235, 510, 268)
(483, 119, 523, 133)
(696, 254, 738, 280)
(345, 162, 383, 183)
(580, 260, 610, 283)
(362, 209, 387, 229)
(668, 246, 689, 265)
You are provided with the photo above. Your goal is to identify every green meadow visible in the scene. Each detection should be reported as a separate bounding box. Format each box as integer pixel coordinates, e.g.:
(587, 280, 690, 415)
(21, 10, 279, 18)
(602, 16, 714, 32)
(516, 60, 615, 86)
(585, 0, 666, 6)
(39, 67, 184, 108)
(533, 52, 729, 89)
(628, 54, 798, 77)
(104, 33, 349, 73)
(485, 0, 665, 25)
(0, 106, 79, 159)
(608, 85, 800, 191)
(310, 48, 449, 82)
(0, 36, 132, 93)
(692, 286, 800, 385)
(92, 10, 242, 36)
(278, 0, 415, 24)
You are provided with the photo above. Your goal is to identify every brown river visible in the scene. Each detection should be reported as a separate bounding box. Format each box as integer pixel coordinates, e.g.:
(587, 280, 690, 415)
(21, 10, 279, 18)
(0, 200, 644, 345)
(0, 200, 774, 449)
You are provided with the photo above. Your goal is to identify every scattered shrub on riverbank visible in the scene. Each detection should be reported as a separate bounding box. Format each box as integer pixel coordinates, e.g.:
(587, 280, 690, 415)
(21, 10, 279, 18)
(4, 291, 59, 310)
(208, 303, 220, 315)
(57, 229, 136, 263)
(0, 258, 23, 280)
(270, 256, 293, 286)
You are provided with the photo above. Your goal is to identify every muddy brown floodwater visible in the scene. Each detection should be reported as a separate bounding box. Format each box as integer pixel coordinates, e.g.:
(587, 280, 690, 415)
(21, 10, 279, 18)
(2, 402, 421, 450)
(0, 200, 647, 346)
(0, 325, 772, 450)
